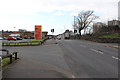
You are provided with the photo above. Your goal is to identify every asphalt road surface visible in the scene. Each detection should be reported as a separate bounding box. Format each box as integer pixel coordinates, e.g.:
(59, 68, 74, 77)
(57, 40, 118, 78)
(2, 39, 118, 78)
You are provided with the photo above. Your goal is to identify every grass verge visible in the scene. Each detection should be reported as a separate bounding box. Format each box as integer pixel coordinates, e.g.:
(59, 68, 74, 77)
(3, 39, 45, 46)
(99, 33, 120, 38)
(2, 58, 10, 67)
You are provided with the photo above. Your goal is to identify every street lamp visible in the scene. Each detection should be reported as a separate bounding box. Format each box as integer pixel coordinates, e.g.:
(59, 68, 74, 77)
(14, 26, 16, 37)
(73, 16, 77, 34)
(14, 26, 16, 31)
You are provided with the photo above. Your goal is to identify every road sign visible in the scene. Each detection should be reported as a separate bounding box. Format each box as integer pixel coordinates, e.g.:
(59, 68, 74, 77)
(74, 30, 77, 33)
(51, 29, 54, 32)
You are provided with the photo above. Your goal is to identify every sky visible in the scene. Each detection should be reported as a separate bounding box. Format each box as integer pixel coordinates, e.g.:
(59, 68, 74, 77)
(0, 0, 119, 35)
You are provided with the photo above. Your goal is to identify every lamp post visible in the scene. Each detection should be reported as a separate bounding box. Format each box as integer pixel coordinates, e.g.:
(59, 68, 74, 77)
(14, 26, 16, 37)
(14, 26, 16, 31)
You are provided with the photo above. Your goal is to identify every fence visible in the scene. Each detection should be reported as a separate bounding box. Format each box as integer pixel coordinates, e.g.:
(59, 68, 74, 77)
(0, 49, 18, 64)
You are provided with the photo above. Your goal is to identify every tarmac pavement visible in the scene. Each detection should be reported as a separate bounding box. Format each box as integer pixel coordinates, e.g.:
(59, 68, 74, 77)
(2, 39, 73, 78)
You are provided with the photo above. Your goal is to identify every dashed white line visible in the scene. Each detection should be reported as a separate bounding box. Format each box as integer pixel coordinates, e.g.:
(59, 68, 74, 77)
(91, 49, 104, 54)
(80, 45, 86, 48)
(72, 75, 75, 78)
(112, 56, 120, 60)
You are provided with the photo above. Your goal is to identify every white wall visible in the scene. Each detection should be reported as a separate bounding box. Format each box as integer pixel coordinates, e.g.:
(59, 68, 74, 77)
(118, 1, 120, 20)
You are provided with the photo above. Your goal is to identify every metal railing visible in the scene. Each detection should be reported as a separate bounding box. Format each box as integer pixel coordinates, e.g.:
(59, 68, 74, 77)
(0, 49, 18, 64)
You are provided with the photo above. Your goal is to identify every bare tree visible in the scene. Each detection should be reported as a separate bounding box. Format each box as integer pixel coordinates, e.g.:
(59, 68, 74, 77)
(74, 10, 98, 36)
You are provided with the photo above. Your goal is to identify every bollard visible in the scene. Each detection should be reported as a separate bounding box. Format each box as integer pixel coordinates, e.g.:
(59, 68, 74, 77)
(10, 55, 12, 64)
(6, 50, 9, 55)
(15, 52, 17, 60)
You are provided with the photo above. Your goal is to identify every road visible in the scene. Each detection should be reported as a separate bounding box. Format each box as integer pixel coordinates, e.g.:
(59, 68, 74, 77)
(57, 40, 118, 78)
(2, 39, 118, 78)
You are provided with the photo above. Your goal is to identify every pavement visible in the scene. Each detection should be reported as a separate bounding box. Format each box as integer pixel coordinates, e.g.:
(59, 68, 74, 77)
(2, 39, 73, 78)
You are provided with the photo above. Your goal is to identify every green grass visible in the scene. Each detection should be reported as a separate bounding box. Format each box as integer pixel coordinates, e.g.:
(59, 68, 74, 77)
(27, 39, 44, 42)
(99, 34, 120, 38)
(7, 42, 40, 46)
(2, 58, 15, 67)
(2, 58, 10, 67)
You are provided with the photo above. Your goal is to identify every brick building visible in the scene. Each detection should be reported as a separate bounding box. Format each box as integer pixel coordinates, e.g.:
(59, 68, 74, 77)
(1, 31, 48, 39)
(108, 20, 120, 27)
(93, 22, 107, 33)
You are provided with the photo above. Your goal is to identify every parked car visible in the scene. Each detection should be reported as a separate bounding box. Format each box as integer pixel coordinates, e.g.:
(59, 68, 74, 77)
(7, 37, 17, 41)
(3, 37, 7, 40)
(30, 37, 34, 39)
(0, 37, 3, 40)
(16, 37, 23, 40)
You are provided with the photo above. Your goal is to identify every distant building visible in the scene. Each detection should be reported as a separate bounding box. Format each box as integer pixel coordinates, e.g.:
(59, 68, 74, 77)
(69, 30, 74, 36)
(2, 31, 48, 39)
(93, 22, 107, 33)
(2, 31, 34, 38)
(108, 20, 120, 33)
(108, 20, 120, 27)
(9, 34, 20, 37)
(118, 1, 120, 20)
(19, 29, 27, 32)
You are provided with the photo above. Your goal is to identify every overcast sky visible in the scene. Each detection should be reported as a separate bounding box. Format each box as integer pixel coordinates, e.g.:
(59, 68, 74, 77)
(0, 0, 119, 35)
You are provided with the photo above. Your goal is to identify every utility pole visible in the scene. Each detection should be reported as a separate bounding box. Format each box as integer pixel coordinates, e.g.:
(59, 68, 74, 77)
(74, 16, 76, 34)
(74, 16, 77, 39)
(74, 16, 75, 29)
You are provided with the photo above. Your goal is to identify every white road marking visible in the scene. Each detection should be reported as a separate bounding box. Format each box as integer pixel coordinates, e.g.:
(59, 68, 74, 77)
(113, 46, 119, 47)
(91, 49, 104, 54)
(80, 45, 86, 48)
(72, 75, 75, 78)
(112, 56, 120, 60)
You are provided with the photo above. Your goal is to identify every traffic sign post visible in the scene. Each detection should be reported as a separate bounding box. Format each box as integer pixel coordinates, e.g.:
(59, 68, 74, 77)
(51, 29, 54, 39)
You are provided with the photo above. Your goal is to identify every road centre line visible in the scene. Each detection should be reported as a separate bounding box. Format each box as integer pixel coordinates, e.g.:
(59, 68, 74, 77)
(91, 49, 104, 54)
(112, 56, 120, 61)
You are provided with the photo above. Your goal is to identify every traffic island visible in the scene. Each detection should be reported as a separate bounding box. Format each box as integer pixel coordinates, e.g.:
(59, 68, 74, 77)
(2, 39, 46, 46)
